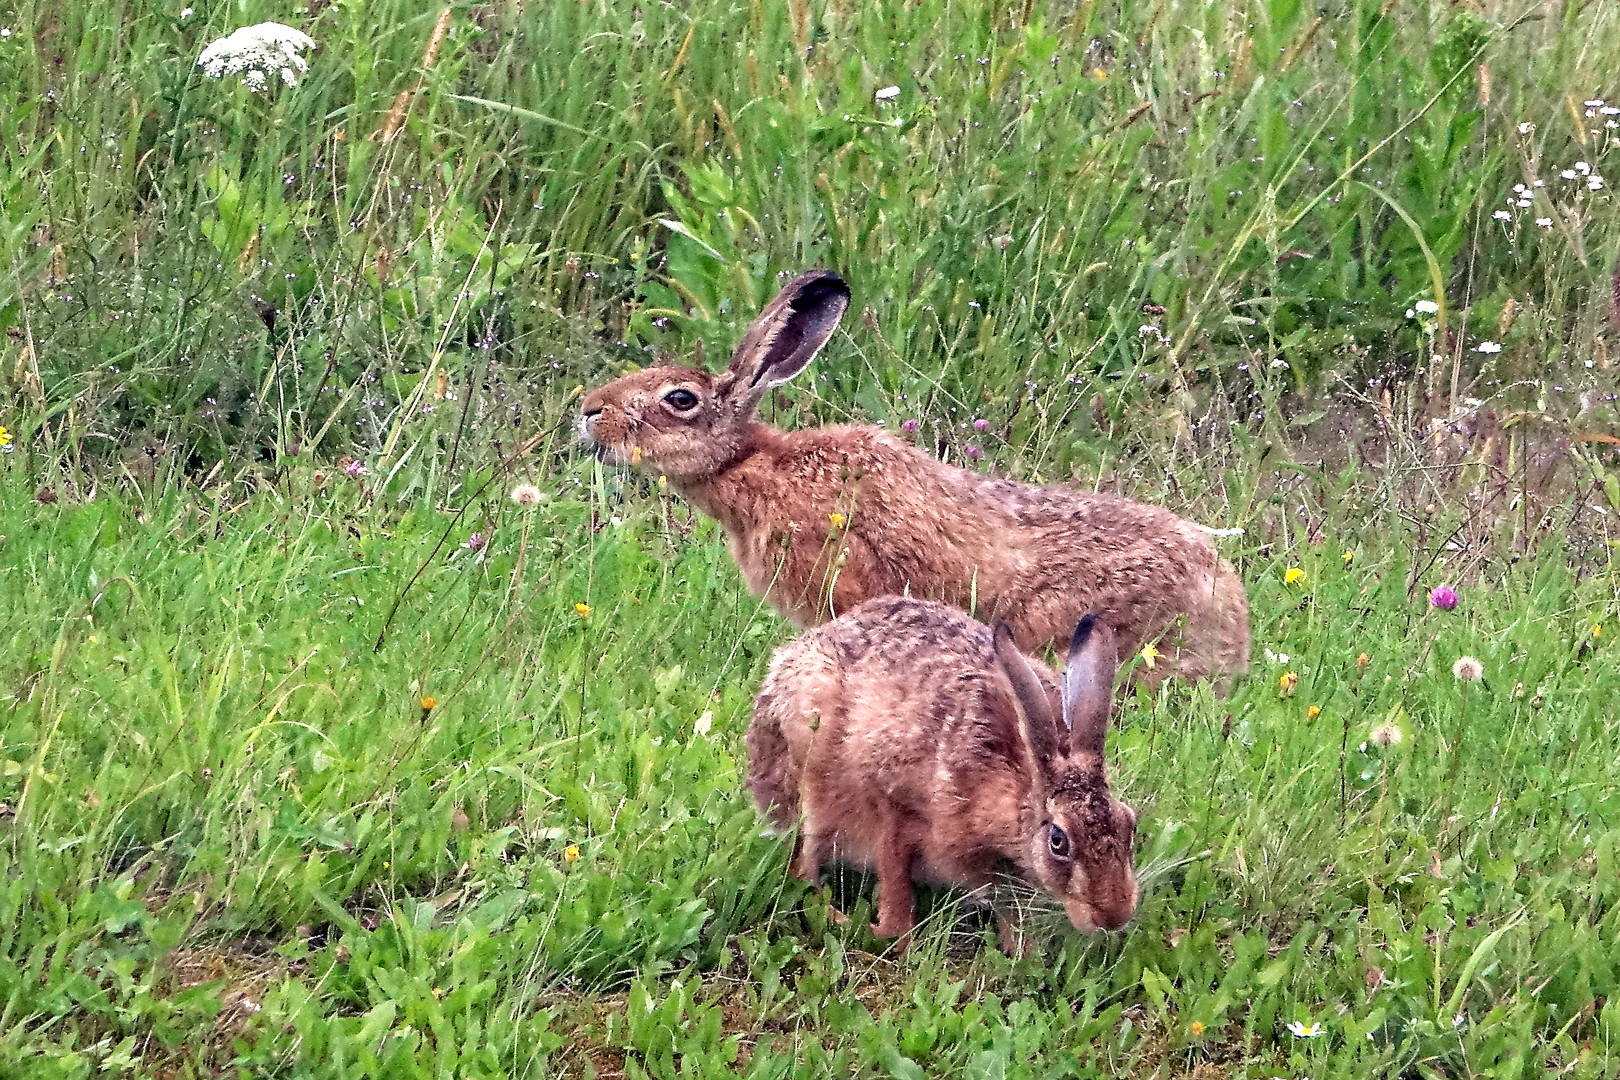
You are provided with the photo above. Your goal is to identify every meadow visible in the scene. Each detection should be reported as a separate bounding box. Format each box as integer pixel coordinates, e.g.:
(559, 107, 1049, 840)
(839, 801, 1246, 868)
(4, 0, 1620, 1075)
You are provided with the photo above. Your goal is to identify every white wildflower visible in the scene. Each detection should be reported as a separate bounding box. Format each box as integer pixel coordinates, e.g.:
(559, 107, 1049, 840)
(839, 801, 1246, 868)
(1575, 161, 1591, 175)
(1415, 300, 1439, 314)
(1512, 184, 1527, 194)
(1270, 357, 1289, 369)
(1589, 175, 1605, 190)
(1536, 217, 1553, 227)
(1517, 122, 1532, 134)
(1585, 99, 1605, 108)
(181, 7, 194, 17)
(197, 22, 315, 93)
(1562, 170, 1578, 180)
(1474, 341, 1502, 353)
(1492, 210, 1511, 221)
(875, 85, 900, 101)
(1604, 107, 1620, 116)
(1405, 308, 1416, 318)
(1138, 324, 1159, 337)
(1286, 1020, 1324, 1038)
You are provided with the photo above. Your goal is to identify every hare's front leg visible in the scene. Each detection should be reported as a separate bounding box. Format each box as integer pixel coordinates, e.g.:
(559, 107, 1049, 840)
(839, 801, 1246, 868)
(871, 815, 918, 941)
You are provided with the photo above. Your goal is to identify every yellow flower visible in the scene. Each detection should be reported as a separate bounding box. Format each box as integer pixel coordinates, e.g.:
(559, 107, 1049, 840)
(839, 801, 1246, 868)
(0, 426, 11, 447)
(1139, 642, 1161, 669)
(1307, 704, 1321, 720)
(1342, 549, 1354, 565)
(829, 512, 846, 528)
(1189, 1020, 1206, 1037)
(1279, 671, 1299, 698)
(1356, 652, 1370, 668)
(1594, 624, 1603, 639)
(631, 446, 643, 465)
(575, 602, 591, 618)
(420, 695, 437, 710)
(1285, 567, 1307, 586)
(563, 844, 580, 864)
(658, 474, 668, 490)
(1092, 67, 1108, 80)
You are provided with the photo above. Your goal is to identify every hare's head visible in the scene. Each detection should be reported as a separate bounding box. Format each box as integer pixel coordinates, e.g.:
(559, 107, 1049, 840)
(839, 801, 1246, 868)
(578, 270, 850, 480)
(993, 616, 1139, 932)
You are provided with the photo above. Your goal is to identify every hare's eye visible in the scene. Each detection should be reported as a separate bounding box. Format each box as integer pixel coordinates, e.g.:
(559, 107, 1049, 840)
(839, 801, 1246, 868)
(664, 388, 700, 412)
(1047, 824, 1071, 859)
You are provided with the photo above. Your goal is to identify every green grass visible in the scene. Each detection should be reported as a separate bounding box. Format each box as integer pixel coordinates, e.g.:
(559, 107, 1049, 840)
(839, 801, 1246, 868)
(5, 0, 1620, 1075)
(3, 465, 1620, 1077)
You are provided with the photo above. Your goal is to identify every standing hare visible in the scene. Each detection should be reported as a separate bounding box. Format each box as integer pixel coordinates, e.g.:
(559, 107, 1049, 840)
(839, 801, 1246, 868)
(747, 596, 1139, 949)
(580, 270, 1248, 687)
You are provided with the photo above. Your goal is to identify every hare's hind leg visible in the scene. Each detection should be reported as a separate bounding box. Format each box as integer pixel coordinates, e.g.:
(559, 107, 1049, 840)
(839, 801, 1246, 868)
(871, 811, 919, 942)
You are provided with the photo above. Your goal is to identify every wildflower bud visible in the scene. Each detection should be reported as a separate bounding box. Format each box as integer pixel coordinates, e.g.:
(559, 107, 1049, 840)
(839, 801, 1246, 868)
(1356, 652, 1370, 669)
(1370, 722, 1403, 748)
(1279, 671, 1299, 698)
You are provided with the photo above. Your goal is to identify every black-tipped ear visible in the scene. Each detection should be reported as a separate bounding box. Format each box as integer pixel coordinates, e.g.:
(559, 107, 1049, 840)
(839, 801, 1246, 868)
(1061, 615, 1117, 757)
(720, 270, 850, 412)
(993, 620, 1060, 767)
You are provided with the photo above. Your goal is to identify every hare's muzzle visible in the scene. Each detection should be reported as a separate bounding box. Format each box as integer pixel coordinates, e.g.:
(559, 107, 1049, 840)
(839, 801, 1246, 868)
(575, 407, 603, 443)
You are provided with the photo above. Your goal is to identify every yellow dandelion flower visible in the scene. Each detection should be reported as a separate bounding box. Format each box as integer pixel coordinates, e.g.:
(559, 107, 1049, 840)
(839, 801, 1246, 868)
(1342, 549, 1354, 565)
(1285, 567, 1307, 586)
(1140, 642, 1161, 669)
(0, 426, 11, 447)
(1189, 1020, 1206, 1036)
(420, 696, 437, 711)
(563, 844, 580, 863)
(1307, 704, 1321, 720)
(829, 511, 846, 528)
(1092, 67, 1108, 80)
(575, 602, 591, 618)
(1279, 671, 1299, 698)
(1594, 624, 1603, 639)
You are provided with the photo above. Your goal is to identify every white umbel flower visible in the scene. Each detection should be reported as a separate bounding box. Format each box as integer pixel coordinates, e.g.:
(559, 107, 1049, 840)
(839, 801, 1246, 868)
(197, 22, 315, 92)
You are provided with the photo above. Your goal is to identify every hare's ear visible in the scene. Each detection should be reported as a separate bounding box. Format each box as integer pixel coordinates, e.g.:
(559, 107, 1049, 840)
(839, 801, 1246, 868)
(992, 621, 1060, 767)
(1061, 615, 1118, 758)
(719, 270, 850, 414)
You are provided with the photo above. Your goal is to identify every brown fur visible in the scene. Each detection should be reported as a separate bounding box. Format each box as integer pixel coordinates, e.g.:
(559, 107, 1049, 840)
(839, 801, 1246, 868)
(747, 596, 1139, 947)
(580, 270, 1249, 688)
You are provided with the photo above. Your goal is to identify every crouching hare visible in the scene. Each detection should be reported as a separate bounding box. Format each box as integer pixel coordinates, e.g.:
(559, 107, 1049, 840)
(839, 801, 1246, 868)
(579, 270, 1247, 688)
(746, 596, 1139, 951)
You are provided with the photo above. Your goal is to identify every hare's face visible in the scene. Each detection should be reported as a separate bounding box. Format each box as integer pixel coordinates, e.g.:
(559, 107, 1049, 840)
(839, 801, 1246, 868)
(1030, 768, 1139, 932)
(578, 367, 748, 480)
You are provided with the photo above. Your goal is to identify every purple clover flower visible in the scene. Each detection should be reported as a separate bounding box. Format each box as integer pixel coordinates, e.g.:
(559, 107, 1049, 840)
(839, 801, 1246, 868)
(464, 531, 488, 551)
(901, 418, 919, 433)
(973, 417, 989, 431)
(1429, 585, 1459, 611)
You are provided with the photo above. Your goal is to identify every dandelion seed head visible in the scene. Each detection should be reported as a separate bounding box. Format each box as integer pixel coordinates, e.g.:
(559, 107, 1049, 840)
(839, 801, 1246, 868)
(1370, 722, 1402, 747)
(1452, 655, 1484, 682)
(510, 483, 543, 507)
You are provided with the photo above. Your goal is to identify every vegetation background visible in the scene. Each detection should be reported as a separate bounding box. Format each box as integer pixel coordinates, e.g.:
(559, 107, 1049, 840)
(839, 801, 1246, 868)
(3, 0, 1620, 1075)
